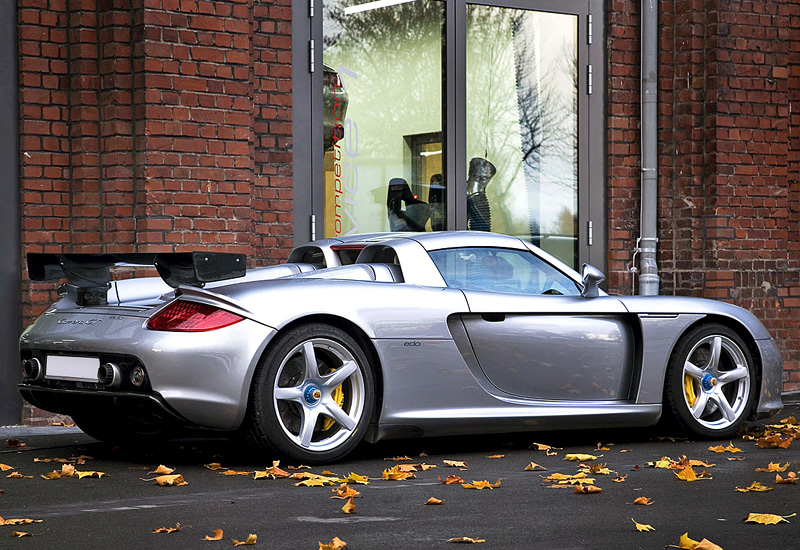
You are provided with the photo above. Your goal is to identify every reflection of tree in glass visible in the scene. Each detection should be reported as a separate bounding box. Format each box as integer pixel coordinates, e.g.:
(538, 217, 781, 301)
(467, 8, 576, 241)
(323, 1, 444, 159)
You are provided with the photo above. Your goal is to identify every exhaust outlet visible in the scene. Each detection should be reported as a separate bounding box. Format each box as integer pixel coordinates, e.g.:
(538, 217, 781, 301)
(22, 358, 43, 381)
(98, 362, 122, 388)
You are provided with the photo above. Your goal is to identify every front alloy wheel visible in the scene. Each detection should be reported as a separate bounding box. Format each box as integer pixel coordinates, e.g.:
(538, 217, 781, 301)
(247, 324, 375, 463)
(666, 324, 756, 438)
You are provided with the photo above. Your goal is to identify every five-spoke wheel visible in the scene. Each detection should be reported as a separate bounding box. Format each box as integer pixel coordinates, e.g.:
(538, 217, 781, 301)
(247, 324, 375, 463)
(665, 324, 756, 438)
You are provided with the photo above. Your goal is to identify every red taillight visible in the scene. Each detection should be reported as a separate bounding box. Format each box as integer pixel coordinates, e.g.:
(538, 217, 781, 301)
(147, 301, 244, 332)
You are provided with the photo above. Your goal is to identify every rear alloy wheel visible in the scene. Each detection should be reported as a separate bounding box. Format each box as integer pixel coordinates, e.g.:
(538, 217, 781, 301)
(665, 324, 756, 438)
(248, 324, 375, 464)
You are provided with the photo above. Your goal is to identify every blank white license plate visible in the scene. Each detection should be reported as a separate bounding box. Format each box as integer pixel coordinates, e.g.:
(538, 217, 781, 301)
(45, 356, 100, 382)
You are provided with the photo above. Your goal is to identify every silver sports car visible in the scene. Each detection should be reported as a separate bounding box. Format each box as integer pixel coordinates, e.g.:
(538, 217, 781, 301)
(19, 231, 783, 463)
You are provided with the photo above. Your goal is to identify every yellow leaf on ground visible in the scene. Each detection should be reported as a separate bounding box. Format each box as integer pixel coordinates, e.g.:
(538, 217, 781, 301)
(524, 462, 547, 471)
(341, 496, 356, 514)
(254, 461, 290, 479)
(11, 531, 31, 537)
(141, 474, 187, 486)
(288, 465, 312, 470)
(151, 526, 179, 535)
(530, 442, 559, 452)
(318, 537, 347, 550)
(204, 463, 223, 471)
(397, 464, 418, 472)
(331, 483, 361, 500)
(448, 537, 485, 543)
(634, 497, 654, 505)
(776, 472, 797, 484)
(543, 472, 594, 485)
(232, 533, 257, 546)
(708, 442, 742, 453)
(574, 484, 602, 494)
(383, 465, 416, 481)
(204, 529, 224, 541)
(632, 518, 655, 532)
(744, 512, 796, 525)
(735, 481, 773, 493)
(291, 473, 338, 485)
(415, 463, 436, 471)
(439, 475, 464, 485)
(780, 416, 798, 425)
(613, 475, 628, 483)
(757, 434, 793, 449)
(0, 517, 42, 526)
(151, 465, 175, 475)
(385, 456, 412, 461)
(487, 455, 504, 459)
(443, 460, 467, 468)
(296, 479, 327, 487)
(426, 497, 443, 505)
(675, 466, 712, 482)
(41, 464, 76, 480)
(76, 471, 106, 479)
(579, 463, 614, 475)
(6, 473, 32, 479)
(564, 454, 600, 462)
(679, 533, 723, 550)
(222, 470, 250, 476)
(756, 462, 790, 472)
(462, 480, 501, 490)
(0, 464, 13, 471)
(340, 472, 369, 485)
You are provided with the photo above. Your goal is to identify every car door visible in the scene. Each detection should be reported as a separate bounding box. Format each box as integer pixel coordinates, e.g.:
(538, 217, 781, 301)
(430, 246, 635, 401)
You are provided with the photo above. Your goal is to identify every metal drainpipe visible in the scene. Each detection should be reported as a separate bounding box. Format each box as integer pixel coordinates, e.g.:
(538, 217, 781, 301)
(637, 0, 660, 295)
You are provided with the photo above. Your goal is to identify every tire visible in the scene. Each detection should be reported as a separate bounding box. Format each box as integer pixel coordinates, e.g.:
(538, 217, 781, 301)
(664, 323, 756, 439)
(246, 323, 375, 464)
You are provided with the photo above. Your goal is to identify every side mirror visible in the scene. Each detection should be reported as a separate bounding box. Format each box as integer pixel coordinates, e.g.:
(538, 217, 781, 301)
(580, 264, 605, 298)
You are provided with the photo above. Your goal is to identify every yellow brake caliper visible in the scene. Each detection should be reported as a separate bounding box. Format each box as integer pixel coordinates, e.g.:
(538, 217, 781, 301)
(684, 374, 697, 407)
(322, 384, 345, 431)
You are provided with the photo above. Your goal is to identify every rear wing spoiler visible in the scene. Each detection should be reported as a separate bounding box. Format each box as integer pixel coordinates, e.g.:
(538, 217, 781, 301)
(27, 252, 246, 306)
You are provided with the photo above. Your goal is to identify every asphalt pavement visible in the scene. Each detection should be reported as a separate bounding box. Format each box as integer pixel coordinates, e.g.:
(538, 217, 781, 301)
(2, 407, 800, 550)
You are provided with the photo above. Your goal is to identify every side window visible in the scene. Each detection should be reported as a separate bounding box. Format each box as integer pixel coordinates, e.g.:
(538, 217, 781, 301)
(429, 247, 580, 296)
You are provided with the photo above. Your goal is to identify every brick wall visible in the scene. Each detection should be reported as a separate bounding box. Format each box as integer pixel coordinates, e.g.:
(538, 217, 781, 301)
(607, 0, 800, 390)
(18, 0, 293, 421)
(19, 0, 293, 324)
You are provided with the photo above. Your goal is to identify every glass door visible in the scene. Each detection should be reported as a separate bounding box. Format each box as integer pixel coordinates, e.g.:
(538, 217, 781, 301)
(321, 0, 446, 237)
(466, 5, 578, 267)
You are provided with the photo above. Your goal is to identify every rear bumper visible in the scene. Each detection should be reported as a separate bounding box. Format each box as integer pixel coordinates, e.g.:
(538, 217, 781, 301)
(19, 385, 189, 428)
(20, 312, 277, 430)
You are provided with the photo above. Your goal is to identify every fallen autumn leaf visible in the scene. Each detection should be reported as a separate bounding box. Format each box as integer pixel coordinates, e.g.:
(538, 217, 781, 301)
(318, 537, 347, 550)
(462, 480, 501, 490)
(632, 518, 655, 532)
(232, 533, 257, 546)
(744, 512, 796, 525)
(152, 523, 181, 534)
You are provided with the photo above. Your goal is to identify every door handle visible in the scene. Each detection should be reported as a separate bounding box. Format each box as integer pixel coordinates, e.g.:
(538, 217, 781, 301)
(480, 313, 505, 322)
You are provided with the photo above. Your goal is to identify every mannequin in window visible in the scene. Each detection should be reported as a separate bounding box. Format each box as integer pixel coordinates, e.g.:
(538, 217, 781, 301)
(466, 157, 496, 232)
(387, 178, 430, 232)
